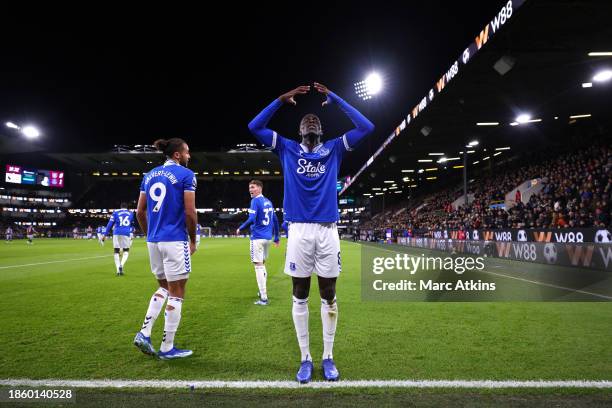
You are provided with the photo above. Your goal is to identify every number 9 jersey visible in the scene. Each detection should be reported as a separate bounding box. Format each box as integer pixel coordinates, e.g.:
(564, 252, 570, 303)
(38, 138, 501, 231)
(140, 160, 197, 242)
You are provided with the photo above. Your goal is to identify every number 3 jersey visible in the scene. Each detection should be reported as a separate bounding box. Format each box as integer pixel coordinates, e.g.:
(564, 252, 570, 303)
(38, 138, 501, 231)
(140, 160, 197, 242)
(106, 209, 134, 237)
(241, 195, 277, 240)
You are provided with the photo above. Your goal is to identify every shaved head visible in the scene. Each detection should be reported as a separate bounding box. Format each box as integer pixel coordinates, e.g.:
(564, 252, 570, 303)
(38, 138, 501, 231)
(299, 114, 323, 136)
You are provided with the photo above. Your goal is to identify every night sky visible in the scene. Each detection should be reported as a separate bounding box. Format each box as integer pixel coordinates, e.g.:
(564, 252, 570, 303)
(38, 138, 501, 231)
(0, 1, 503, 169)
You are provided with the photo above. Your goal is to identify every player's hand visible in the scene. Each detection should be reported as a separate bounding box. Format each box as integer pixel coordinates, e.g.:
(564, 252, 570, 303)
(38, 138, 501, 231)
(189, 241, 197, 255)
(314, 82, 332, 106)
(273, 241, 279, 247)
(279, 86, 310, 105)
(235, 228, 240, 235)
(102, 236, 106, 241)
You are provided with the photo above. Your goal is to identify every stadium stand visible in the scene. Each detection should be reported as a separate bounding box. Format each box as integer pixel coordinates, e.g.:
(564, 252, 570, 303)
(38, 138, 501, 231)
(359, 141, 611, 238)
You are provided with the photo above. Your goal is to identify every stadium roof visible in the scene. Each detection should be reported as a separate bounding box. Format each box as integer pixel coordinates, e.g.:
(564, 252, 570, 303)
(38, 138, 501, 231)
(43, 150, 281, 174)
(341, 0, 612, 197)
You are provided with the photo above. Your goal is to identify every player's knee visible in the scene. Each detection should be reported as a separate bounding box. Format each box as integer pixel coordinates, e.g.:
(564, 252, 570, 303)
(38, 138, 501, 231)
(113, 248, 120, 254)
(293, 287, 308, 299)
(166, 304, 175, 311)
(123, 248, 129, 252)
(319, 287, 336, 303)
(318, 278, 337, 303)
(292, 278, 310, 299)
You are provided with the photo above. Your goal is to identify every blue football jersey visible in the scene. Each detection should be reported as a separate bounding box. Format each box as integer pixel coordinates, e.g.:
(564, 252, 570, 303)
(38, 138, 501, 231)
(106, 209, 134, 236)
(281, 220, 288, 236)
(239, 195, 278, 240)
(140, 160, 196, 242)
(272, 134, 349, 222)
(248, 93, 374, 224)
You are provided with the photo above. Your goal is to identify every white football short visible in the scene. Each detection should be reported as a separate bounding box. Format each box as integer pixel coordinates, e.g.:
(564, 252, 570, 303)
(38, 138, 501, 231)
(284, 222, 341, 278)
(147, 241, 191, 282)
(112, 235, 132, 249)
(250, 239, 271, 263)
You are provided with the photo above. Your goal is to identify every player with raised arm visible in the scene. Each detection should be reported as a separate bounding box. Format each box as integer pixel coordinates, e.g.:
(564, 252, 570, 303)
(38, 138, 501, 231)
(235, 180, 280, 305)
(248, 83, 374, 382)
(134, 138, 197, 360)
(103, 204, 134, 276)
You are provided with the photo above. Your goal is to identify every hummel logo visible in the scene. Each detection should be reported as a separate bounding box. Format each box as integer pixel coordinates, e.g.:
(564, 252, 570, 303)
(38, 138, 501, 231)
(318, 147, 330, 157)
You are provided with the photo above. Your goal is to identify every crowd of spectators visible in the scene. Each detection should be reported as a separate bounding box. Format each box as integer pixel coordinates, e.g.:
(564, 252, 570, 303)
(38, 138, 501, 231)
(359, 144, 611, 237)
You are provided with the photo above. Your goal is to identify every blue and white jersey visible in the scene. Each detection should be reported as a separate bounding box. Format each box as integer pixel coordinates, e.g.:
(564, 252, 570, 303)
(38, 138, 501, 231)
(239, 195, 279, 241)
(272, 137, 348, 222)
(196, 224, 201, 236)
(105, 209, 134, 237)
(140, 159, 196, 242)
(248, 92, 374, 224)
(96, 226, 106, 235)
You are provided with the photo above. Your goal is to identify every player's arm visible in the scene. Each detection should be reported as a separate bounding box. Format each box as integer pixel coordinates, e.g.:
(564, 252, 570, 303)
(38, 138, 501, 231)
(136, 176, 148, 236)
(184, 191, 197, 254)
(183, 172, 197, 254)
(247, 86, 310, 148)
(272, 211, 280, 246)
(136, 193, 148, 236)
(314, 82, 375, 150)
(103, 215, 115, 240)
(236, 199, 257, 235)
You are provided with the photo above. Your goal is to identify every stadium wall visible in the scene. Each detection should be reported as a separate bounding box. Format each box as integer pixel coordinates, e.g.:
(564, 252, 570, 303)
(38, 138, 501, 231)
(429, 228, 611, 243)
(396, 237, 612, 272)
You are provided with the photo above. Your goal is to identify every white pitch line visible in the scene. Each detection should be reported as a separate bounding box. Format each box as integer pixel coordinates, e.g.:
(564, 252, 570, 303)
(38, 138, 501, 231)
(372, 246, 612, 300)
(481, 270, 612, 301)
(0, 379, 611, 389)
(0, 255, 110, 270)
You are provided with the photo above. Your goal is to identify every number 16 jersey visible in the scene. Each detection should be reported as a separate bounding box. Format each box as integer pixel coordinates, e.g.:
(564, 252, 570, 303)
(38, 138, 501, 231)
(140, 159, 197, 243)
(106, 209, 134, 237)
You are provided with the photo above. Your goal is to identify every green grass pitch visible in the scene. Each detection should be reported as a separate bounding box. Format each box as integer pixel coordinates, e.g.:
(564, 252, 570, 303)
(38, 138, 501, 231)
(0, 238, 611, 404)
